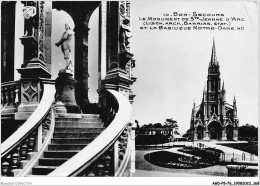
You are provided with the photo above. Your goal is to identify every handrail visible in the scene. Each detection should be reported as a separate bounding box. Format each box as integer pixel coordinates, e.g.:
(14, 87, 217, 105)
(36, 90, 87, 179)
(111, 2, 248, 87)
(48, 89, 132, 176)
(1, 83, 56, 157)
(17, 109, 56, 176)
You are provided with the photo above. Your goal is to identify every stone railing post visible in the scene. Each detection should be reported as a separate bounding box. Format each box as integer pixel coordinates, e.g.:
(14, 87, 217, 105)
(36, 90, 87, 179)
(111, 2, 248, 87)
(113, 140, 119, 175)
(130, 124, 136, 174)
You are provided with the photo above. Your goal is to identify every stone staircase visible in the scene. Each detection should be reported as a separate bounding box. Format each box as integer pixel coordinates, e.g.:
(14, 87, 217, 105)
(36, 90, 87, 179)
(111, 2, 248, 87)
(27, 113, 105, 176)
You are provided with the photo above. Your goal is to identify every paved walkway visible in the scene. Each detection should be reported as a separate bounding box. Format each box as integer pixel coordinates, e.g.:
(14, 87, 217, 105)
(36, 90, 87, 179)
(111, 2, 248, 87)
(164, 141, 258, 163)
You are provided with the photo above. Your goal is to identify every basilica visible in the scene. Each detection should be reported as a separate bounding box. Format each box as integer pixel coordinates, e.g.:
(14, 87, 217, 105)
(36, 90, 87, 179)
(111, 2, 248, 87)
(190, 40, 239, 141)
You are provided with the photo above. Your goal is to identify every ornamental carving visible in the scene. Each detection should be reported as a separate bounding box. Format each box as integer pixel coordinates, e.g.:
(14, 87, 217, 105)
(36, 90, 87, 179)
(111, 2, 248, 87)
(21, 81, 41, 102)
(38, 1, 45, 61)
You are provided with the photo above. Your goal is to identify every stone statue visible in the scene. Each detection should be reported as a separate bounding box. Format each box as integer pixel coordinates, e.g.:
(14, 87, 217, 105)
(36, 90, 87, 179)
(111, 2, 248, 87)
(119, 18, 132, 54)
(22, 1, 37, 37)
(55, 23, 73, 71)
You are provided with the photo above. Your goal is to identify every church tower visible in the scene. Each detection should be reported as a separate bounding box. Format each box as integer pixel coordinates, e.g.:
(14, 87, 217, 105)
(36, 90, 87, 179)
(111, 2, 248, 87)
(190, 39, 239, 141)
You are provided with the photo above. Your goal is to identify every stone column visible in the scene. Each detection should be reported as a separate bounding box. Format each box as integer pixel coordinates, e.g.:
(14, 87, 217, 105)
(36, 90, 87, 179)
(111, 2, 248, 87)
(44, 1, 52, 72)
(194, 130, 198, 141)
(15, 1, 51, 120)
(74, 22, 90, 109)
(98, 1, 136, 110)
(203, 129, 206, 140)
(203, 128, 210, 141)
(98, 2, 107, 88)
(233, 128, 238, 141)
(222, 127, 227, 140)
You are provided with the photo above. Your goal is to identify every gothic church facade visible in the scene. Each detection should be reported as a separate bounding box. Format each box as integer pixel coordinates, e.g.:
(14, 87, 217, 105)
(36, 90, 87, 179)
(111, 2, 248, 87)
(190, 40, 239, 141)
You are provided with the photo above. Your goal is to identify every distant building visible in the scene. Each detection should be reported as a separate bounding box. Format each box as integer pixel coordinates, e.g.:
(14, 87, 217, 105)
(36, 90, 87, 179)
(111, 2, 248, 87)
(136, 127, 174, 144)
(190, 39, 239, 141)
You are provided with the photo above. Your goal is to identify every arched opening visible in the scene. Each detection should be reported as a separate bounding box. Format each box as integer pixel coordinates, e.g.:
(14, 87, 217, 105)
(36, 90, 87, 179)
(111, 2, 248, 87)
(51, 10, 75, 79)
(208, 121, 222, 140)
(226, 125, 234, 140)
(197, 125, 204, 140)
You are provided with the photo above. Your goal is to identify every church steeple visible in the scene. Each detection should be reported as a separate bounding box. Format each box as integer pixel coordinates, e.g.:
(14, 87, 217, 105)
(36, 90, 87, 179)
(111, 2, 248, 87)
(222, 80, 225, 91)
(210, 38, 219, 67)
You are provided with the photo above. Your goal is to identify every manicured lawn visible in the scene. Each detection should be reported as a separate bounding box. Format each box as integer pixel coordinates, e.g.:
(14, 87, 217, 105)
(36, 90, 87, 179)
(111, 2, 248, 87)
(218, 142, 258, 155)
(135, 150, 227, 176)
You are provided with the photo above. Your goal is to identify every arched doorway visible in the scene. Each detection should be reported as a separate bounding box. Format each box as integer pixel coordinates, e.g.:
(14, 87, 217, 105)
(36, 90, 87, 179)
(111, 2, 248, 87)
(208, 121, 222, 140)
(197, 125, 204, 140)
(226, 125, 234, 140)
(52, 1, 101, 110)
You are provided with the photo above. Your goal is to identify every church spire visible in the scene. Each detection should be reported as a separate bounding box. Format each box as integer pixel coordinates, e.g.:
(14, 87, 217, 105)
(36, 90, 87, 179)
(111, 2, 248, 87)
(210, 37, 218, 66)
(222, 80, 225, 90)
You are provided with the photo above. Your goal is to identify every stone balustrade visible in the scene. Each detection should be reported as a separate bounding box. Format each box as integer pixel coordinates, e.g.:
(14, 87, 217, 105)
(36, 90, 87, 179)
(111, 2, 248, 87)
(1, 110, 53, 176)
(1, 110, 53, 177)
(1, 83, 56, 177)
(1, 81, 21, 115)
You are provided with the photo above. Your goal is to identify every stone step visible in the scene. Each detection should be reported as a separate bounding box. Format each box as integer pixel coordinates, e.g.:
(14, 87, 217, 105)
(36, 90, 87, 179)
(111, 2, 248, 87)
(55, 118, 102, 122)
(44, 151, 79, 158)
(51, 138, 94, 144)
(81, 114, 100, 118)
(55, 122, 104, 128)
(38, 158, 69, 166)
(53, 132, 101, 138)
(48, 144, 88, 151)
(55, 113, 100, 119)
(32, 166, 57, 175)
(54, 127, 105, 133)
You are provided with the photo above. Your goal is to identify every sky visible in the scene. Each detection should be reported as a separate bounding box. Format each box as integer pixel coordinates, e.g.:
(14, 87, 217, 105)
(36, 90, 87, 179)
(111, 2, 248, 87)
(13, 1, 259, 134)
(130, 0, 259, 133)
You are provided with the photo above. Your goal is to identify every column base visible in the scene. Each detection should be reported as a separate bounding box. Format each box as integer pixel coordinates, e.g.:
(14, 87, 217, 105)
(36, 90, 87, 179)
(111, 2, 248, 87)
(203, 137, 210, 141)
(15, 102, 39, 120)
(55, 71, 81, 114)
(221, 137, 227, 141)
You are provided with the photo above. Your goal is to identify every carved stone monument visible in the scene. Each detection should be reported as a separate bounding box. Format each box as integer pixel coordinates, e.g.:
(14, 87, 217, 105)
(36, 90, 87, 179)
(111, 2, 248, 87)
(54, 24, 81, 113)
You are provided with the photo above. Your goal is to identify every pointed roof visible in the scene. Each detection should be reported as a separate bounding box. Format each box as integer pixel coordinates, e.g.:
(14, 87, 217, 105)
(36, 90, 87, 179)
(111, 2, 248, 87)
(210, 38, 219, 67)
(222, 80, 225, 90)
(233, 95, 236, 102)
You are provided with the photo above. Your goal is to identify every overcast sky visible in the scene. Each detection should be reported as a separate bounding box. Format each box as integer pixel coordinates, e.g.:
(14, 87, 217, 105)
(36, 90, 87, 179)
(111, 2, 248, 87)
(14, 1, 259, 134)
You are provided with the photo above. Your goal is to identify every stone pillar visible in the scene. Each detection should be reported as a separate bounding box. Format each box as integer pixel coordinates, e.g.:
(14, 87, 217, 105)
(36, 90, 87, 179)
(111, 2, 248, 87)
(1, 2, 16, 83)
(194, 130, 198, 141)
(98, 1, 136, 110)
(15, 1, 51, 120)
(44, 1, 52, 72)
(222, 127, 227, 140)
(203, 129, 206, 140)
(233, 128, 238, 141)
(98, 2, 107, 88)
(74, 22, 90, 109)
(55, 71, 81, 113)
(203, 128, 210, 141)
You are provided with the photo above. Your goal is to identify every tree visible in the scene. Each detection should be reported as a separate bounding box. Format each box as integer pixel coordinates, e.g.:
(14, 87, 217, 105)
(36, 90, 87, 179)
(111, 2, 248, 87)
(154, 123, 163, 128)
(183, 129, 192, 138)
(238, 124, 258, 141)
(164, 118, 179, 129)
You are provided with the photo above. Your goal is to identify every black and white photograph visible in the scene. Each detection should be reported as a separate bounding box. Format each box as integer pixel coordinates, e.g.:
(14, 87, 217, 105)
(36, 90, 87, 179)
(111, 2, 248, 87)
(1, 0, 259, 185)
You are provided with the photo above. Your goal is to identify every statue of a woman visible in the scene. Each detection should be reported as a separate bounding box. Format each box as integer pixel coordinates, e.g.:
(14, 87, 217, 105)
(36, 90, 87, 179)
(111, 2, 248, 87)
(55, 23, 73, 71)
